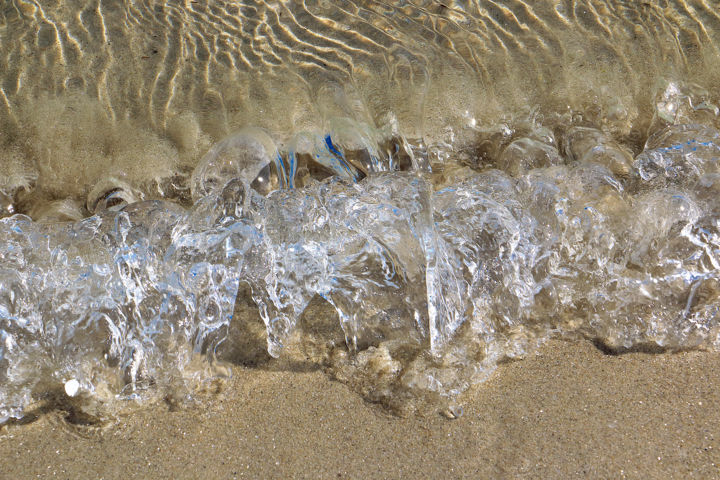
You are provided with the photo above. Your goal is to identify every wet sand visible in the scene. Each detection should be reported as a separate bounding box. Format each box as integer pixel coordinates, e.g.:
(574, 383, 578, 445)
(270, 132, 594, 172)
(1, 339, 719, 479)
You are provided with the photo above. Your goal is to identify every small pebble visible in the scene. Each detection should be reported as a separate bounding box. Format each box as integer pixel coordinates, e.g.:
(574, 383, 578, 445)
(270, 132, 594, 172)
(64, 379, 80, 397)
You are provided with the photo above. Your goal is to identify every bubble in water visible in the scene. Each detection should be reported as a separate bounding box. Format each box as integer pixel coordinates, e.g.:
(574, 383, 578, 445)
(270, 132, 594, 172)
(0, 190, 15, 218)
(634, 124, 720, 190)
(497, 136, 563, 176)
(190, 128, 284, 200)
(31, 199, 85, 223)
(653, 82, 719, 129)
(86, 177, 143, 214)
(564, 126, 634, 178)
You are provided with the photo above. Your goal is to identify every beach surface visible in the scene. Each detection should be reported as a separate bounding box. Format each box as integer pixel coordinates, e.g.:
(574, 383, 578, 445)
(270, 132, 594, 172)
(1, 339, 719, 479)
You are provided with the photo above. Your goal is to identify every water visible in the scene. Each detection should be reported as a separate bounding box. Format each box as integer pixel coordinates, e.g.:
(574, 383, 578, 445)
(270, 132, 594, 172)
(2, 0, 720, 421)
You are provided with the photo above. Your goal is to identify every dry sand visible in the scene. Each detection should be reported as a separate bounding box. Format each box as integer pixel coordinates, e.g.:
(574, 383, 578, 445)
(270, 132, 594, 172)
(1, 339, 719, 479)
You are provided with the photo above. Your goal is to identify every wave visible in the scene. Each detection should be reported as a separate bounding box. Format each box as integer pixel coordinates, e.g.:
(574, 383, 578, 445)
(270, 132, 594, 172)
(2, 80, 720, 421)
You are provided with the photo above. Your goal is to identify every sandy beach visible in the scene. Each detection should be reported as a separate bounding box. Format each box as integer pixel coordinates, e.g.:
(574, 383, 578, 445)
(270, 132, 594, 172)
(1, 339, 719, 479)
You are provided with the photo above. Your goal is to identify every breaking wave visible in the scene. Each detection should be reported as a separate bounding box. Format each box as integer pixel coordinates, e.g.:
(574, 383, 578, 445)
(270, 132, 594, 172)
(3, 80, 720, 421)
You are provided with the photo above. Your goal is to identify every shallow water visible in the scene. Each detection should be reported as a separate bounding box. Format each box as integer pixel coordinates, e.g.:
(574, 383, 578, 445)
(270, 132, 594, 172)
(2, 0, 720, 421)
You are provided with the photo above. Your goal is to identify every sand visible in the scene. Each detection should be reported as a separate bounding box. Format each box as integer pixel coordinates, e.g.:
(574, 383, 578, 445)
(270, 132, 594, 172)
(1, 339, 719, 479)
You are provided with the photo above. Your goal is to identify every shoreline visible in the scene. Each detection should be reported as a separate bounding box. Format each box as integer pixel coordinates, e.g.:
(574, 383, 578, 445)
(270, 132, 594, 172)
(1, 339, 719, 479)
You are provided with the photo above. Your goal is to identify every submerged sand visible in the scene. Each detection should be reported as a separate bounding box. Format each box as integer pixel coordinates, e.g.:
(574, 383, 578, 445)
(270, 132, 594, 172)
(1, 339, 718, 479)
